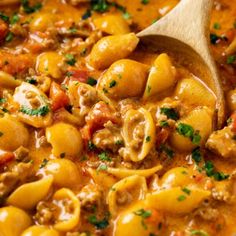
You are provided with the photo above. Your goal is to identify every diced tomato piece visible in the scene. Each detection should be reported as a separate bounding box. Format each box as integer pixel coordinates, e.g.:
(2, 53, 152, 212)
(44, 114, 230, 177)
(156, 128, 170, 148)
(230, 113, 236, 133)
(67, 68, 88, 83)
(81, 101, 120, 141)
(0, 20, 8, 42)
(50, 82, 70, 111)
(0, 151, 14, 166)
(0, 52, 34, 75)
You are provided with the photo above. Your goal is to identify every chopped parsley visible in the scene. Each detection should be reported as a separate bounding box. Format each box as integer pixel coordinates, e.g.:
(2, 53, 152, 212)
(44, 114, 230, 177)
(82, 9, 92, 20)
(123, 11, 131, 19)
(5, 32, 14, 42)
(97, 163, 108, 171)
(91, 0, 109, 12)
(191, 147, 202, 164)
(177, 123, 201, 145)
(109, 80, 117, 88)
(98, 152, 111, 161)
(0, 12, 9, 22)
(203, 161, 229, 181)
(26, 78, 37, 84)
(160, 120, 169, 127)
(0, 132, 3, 137)
(88, 141, 96, 151)
(10, 14, 19, 25)
(213, 22, 221, 30)
(145, 136, 151, 142)
(210, 33, 221, 44)
(0, 98, 6, 104)
(134, 209, 152, 218)
(160, 107, 179, 120)
(20, 105, 50, 116)
(182, 187, 191, 195)
(141, 0, 149, 4)
(39, 159, 48, 168)
(88, 213, 110, 229)
(177, 195, 186, 201)
(21, 0, 42, 14)
(65, 54, 76, 66)
(227, 55, 236, 64)
(87, 77, 97, 86)
(147, 85, 151, 94)
(160, 144, 174, 158)
(115, 140, 123, 145)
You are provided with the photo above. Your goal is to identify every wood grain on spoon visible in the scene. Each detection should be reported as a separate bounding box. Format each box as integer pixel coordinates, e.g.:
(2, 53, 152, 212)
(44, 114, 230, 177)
(137, 0, 225, 128)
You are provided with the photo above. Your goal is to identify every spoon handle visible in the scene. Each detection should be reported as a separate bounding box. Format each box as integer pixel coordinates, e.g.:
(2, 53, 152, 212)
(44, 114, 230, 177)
(138, 0, 213, 48)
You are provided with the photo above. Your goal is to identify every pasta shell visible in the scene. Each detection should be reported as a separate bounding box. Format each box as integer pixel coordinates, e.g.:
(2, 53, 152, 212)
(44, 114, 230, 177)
(143, 53, 176, 100)
(160, 167, 192, 188)
(170, 106, 213, 152)
(0, 206, 32, 236)
(107, 175, 147, 216)
(121, 108, 155, 162)
(53, 188, 80, 231)
(174, 77, 216, 110)
(94, 14, 130, 35)
(13, 82, 52, 128)
(21, 225, 59, 236)
(145, 187, 210, 214)
(106, 164, 162, 179)
(7, 176, 53, 210)
(0, 71, 21, 88)
(89, 33, 139, 70)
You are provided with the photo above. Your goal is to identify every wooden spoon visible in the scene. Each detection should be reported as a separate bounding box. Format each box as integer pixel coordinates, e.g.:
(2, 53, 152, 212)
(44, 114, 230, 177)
(137, 0, 225, 128)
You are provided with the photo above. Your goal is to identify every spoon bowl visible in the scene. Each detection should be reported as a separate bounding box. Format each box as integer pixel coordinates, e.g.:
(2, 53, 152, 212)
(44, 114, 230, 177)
(137, 0, 225, 128)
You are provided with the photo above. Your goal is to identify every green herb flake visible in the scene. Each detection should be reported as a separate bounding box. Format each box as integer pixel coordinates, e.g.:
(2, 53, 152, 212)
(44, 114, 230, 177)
(160, 107, 179, 120)
(210, 33, 221, 44)
(20, 105, 50, 116)
(91, 0, 109, 13)
(11, 14, 19, 24)
(0, 131, 3, 137)
(213, 172, 229, 181)
(227, 55, 236, 64)
(88, 141, 96, 151)
(123, 11, 131, 19)
(115, 140, 123, 145)
(26, 78, 37, 84)
(21, 0, 42, 14)
(177, 195, 186, 201)
(192, 147, 202, 164)
(82, 9, 91, 20)
(145, 136, 151, 142)
(87, 77, 97, 86)
(0, 98, 6, 104)
(109, 80, 117, 88)
(190, 229, 209, 236)
(160, 144, 174, 158)
(0, 12, 9, 22)
(160, 120, 169, 127)
(103, 88, 108, 94)
(182, 187, 191, 195)
(141, 0, 149, 4)
(98, 152, 111, 162)
(177, 123, 201, 145)
(147, 85, 151, 94)
(213, 22, 221, 30)
(39, 159, 48, 168)
(88, 213, 110, 229)
(65, 54, 76, 66)
(97, 163, 107, 171)
(5, 32, 14, 42)
(134, 209, 152, 219)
